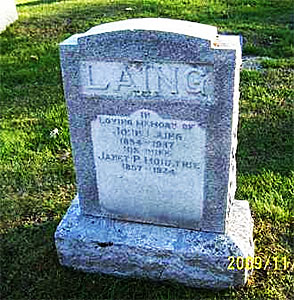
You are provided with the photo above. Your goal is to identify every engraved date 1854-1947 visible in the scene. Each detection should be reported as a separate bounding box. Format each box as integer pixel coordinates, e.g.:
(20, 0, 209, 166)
(94, 110, 204, 176)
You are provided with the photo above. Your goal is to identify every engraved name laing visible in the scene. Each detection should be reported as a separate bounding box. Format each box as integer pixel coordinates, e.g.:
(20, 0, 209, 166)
(80, 61, 214, 104)
(92, 110, 205, 176)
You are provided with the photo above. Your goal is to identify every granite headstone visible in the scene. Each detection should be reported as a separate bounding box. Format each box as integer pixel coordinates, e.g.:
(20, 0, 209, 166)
(55, 18, 254, 289)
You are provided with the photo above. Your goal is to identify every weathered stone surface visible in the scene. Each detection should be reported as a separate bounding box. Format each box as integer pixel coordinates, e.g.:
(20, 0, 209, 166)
(242, 56, 270, 71)
(91, 109, 206, 228)
(55, 196, 254, 289)
(59, 18, 242, 233)
(56, 18, 254, 288)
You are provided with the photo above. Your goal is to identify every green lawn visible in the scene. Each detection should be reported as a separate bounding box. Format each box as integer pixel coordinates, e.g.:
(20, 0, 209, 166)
(1, 0, 293, 299)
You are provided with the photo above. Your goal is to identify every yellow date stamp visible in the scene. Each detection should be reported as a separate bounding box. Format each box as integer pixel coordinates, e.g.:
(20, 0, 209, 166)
(227, 256, 294, 271)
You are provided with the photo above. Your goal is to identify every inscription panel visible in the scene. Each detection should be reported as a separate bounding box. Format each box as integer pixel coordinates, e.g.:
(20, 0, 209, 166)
(91, 109, 206, 225)
(80, 61, 214, 105)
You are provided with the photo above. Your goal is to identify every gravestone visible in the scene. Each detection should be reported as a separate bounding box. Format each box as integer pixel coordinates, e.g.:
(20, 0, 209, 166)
(55, 18, 254, 289)
(0, 0, 18, 33)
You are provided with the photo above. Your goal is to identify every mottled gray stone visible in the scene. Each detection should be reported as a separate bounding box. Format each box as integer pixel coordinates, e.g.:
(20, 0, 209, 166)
(56, 18, 254, 288)
(59, 18, 242, 233)
(242, 56, 270, 71)
(55, 196, 254, 289)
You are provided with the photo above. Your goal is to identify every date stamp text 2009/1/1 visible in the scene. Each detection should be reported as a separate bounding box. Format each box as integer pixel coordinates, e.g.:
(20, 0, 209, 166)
(227, 256, 293, 271)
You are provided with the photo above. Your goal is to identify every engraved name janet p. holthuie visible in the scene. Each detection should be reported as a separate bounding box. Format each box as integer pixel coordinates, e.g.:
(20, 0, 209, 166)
(82, 61, 213, 221)
(93, 111, 203, 175)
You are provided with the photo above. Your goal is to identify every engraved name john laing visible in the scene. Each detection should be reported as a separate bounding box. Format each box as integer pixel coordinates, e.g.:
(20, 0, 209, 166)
(91, 110, 206, 177)
(80, 61, 214, 104)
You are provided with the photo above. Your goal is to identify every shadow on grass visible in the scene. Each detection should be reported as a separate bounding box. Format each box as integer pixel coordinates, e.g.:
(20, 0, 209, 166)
(16, 0, 68, 8)
(237, 115, 294, 175)
(11, 0, 293, 52)
(1, 217, 292, 299)
(0, 221, 224, 300)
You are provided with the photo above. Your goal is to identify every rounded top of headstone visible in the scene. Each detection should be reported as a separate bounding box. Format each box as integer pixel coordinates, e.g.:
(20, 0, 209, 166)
(60, 18, 241, 55)
(85, 18, 218, 40)
(61, 18, 218, 45)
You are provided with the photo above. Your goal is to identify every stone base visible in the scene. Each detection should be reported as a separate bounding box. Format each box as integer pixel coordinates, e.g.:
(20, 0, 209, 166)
(55, 197, 254, 289)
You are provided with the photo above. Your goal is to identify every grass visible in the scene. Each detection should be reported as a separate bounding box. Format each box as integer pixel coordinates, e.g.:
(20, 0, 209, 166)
(1, 0, 293, 299)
